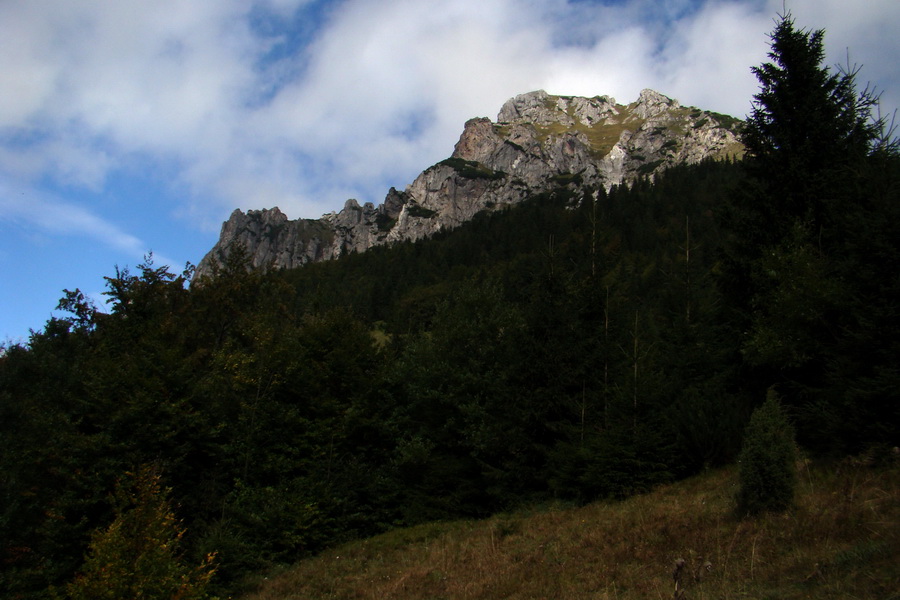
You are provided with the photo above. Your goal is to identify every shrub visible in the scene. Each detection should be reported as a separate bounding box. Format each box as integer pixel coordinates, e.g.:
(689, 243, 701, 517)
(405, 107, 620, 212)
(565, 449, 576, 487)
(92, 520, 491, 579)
(407, 204, 438, 218)
(736, 389, 797, 515)
(438, 157, 506, 180)
(63, 466, 218, 600)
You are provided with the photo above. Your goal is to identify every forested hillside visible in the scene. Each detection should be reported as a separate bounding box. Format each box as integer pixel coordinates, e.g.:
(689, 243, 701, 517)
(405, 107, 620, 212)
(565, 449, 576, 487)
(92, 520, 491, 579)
(1, 14, 897, 599)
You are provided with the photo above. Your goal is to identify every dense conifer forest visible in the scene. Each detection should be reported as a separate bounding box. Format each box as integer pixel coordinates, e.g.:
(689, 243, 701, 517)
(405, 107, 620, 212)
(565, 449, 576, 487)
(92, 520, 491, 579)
(1, 15, 897, 598)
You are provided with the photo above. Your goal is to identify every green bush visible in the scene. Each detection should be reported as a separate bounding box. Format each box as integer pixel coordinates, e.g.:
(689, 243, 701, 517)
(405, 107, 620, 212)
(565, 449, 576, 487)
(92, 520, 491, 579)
(736, 389, 797, 516)
(63, 466, 218, 600)
(438, 157, 506, 180)
(407, 203, 438, 218)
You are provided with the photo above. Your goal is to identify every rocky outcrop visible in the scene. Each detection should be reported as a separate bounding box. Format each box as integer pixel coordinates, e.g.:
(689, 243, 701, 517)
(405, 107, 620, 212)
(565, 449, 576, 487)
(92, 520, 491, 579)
(202, 207, 334, 272)
(194, 89, 743, 280)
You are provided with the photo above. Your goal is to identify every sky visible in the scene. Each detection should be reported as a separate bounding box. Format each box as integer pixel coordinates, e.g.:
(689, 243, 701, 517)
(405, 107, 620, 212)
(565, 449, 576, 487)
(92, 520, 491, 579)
(2, 0, 898, 344)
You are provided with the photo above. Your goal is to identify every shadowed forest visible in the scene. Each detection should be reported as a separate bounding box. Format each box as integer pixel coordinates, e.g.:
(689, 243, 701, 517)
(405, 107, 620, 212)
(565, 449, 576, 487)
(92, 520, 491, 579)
(1, 15, 898, 599)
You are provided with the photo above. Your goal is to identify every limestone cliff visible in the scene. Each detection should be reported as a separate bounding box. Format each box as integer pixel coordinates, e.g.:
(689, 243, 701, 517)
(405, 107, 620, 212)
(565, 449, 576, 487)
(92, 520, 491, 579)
(194, 89, 743, 280)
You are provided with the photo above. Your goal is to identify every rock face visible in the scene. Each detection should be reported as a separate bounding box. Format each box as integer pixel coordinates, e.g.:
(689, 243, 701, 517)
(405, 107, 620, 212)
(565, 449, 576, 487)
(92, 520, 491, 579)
(195, 89, 743, 280)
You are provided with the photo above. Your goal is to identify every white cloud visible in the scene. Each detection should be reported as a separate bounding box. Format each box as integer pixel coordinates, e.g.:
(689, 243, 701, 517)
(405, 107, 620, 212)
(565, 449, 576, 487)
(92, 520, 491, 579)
(0, 179, 174, 265)
(0, 10, 59, 128)
(775, 0, 900, 122)
(661, 2, 773, 116)
(0, 0, 896, 230)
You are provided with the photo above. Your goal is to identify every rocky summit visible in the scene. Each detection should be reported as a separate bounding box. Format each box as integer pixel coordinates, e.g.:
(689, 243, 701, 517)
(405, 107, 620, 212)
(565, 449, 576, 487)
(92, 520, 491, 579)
(194, 89, 743, 280)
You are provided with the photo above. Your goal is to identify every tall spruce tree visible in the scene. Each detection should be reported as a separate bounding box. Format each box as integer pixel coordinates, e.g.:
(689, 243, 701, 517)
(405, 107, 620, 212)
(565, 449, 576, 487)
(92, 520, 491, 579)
(730, 13, 899, 453)
(741, 12, 882, 247)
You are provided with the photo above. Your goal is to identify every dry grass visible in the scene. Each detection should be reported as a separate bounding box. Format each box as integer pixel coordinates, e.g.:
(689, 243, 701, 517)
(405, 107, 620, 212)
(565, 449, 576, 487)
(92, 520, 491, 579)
(243, 461, 899, 600)
(531, 118, 641, 159)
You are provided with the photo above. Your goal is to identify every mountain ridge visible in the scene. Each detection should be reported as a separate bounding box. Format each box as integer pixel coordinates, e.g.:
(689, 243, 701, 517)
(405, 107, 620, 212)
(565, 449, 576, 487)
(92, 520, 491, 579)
(194, 88, 743, 280)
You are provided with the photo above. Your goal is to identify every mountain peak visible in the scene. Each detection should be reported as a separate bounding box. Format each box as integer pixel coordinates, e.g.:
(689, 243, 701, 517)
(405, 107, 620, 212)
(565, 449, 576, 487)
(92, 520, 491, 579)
(497, 89, 621, 128)
(195, 89, 743, 281)
(634, 88, 679, 118)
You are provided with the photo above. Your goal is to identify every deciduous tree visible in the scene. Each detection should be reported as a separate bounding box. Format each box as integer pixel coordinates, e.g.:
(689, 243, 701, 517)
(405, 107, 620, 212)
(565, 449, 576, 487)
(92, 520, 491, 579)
(64, 466, 218, 600)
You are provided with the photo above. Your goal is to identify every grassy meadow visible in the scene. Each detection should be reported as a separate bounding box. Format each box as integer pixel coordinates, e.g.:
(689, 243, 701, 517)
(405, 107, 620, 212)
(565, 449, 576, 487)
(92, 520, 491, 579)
(243, 458, 899, 599)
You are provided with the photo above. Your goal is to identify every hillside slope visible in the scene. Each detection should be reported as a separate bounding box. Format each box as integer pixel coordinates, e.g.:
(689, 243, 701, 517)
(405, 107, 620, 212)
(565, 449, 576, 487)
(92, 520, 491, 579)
(244, 461, 899, 600)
